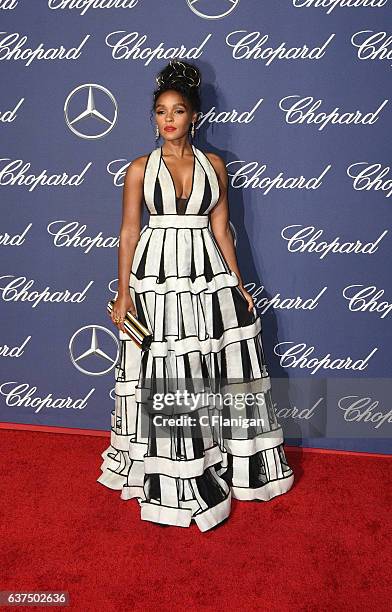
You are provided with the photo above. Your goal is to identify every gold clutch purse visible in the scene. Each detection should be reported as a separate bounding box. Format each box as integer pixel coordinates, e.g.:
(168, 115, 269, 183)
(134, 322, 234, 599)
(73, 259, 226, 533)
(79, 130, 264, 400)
(107, 299, 153, 351)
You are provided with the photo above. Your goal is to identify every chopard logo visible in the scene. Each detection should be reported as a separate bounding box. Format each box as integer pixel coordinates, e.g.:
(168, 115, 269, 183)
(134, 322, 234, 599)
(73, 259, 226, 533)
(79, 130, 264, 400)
(47, 221, 119, 253)
(278, 96, 388, 131)
(0, 381, 95, 414)
(343, 284, 392, 319)
(248, 286, 328, 314)
(274, 343, 378, 374)
(225, 31, 335, 64)
(0, 32, 90, 66)
(351, 30, 392, 66)
(105, 31, 212, 64)
(292, 0, 388, 14)
(0, 159, 92, 190)
(69, 325, 119, 376)
(227, 160, 331, 193)
(197, 99, 264, 128)
(339, 395, 392, 431)
(281, 226, 388, 259)
(48, 0, 140, 16)
(64, 84, 118, 139)
(0, 276, 94, 307)
(347, 162, 392, 198)
(186, 0, 240, 19)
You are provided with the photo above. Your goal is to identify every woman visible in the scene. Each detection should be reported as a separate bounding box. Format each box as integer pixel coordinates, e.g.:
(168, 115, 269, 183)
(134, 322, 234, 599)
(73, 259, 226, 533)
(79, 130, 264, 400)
(98, 60, 294, 531)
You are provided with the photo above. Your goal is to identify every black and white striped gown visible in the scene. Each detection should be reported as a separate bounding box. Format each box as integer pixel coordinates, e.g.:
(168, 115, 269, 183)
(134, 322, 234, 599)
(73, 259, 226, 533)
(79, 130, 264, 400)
(98, 144, 294, 531)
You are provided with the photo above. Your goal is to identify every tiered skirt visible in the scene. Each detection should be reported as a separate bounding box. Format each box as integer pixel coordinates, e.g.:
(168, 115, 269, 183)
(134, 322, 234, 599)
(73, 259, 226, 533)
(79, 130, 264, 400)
(97, 214, 294, 531)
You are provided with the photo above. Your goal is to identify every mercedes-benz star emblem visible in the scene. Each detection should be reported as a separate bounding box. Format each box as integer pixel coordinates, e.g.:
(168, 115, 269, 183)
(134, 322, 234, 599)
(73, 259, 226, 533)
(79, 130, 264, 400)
(69, 325, 119, 376)
(186, 0, 240, 20)
(64, 84, 118, 139)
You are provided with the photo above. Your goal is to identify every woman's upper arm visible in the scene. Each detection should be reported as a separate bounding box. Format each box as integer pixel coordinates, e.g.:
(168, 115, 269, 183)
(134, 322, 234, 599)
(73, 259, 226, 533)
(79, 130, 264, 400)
(120, 155, 147, 239)
(207, 152, 230, 237)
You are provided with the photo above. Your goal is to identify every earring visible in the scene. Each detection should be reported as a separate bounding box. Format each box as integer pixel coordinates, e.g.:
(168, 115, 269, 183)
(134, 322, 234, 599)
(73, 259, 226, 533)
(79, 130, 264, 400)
(191, 122, 195, 138)
(155, 124, 160, 140)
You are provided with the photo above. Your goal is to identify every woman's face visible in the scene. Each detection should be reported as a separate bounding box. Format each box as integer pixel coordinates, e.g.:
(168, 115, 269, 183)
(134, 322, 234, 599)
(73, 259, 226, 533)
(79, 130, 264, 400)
(154, 90, 196, 142)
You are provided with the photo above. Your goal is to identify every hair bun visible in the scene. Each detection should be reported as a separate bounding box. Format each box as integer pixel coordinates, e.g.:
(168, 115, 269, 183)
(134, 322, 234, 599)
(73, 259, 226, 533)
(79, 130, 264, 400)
(156, 60, 201, 90)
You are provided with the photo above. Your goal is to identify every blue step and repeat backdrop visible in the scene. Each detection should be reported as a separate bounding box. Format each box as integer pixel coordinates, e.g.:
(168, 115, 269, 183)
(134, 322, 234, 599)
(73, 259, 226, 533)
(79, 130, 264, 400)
(1, 0, 391, 455)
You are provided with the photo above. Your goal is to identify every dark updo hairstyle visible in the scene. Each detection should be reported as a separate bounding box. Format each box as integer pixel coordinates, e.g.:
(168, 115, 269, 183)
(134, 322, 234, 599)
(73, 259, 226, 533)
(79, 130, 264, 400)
(151, 60, 202, 133)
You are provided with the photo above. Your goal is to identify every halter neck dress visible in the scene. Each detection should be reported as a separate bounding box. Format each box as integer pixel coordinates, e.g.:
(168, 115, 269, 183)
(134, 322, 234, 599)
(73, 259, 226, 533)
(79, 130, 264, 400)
(97, 144, 294, 531)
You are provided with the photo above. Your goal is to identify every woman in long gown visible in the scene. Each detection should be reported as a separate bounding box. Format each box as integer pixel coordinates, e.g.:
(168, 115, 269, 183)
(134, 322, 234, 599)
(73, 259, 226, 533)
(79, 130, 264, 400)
(98, 60, 294, 531)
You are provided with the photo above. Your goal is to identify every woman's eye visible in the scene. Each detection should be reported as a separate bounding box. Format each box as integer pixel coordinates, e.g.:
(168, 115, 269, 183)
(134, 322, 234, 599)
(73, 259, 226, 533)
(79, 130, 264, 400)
(156, 110, 184, 115)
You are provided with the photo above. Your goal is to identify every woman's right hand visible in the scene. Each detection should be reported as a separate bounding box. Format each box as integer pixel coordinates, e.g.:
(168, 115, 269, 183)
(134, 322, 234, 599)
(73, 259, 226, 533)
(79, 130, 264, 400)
(109, 293, 135, 333)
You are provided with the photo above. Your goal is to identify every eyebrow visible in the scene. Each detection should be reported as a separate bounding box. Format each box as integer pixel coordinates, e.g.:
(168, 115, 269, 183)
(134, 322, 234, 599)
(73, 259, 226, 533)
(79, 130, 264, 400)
(155, 102, 187, 109)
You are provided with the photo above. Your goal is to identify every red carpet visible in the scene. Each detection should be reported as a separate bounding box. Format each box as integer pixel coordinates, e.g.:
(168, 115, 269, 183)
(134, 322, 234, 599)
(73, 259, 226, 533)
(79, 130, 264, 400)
(1, 428, 390, 611)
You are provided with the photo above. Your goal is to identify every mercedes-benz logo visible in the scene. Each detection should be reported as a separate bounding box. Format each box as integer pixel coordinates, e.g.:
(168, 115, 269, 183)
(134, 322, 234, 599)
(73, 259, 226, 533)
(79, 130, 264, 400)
(186, 0, 240, 19)
(64, 84, 118, 139)
(69, 325, 119, 376)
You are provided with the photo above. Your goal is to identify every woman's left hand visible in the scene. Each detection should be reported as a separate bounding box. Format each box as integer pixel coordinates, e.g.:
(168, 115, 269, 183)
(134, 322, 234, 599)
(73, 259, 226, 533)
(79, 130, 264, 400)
(238, 286, 255, 312)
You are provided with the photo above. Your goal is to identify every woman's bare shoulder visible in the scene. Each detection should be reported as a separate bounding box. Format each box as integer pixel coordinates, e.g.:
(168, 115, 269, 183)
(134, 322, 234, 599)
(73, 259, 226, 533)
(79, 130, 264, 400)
(204, 151, 227, 178)
(124, 152, 151, 181)
(204, 152, 227, 184)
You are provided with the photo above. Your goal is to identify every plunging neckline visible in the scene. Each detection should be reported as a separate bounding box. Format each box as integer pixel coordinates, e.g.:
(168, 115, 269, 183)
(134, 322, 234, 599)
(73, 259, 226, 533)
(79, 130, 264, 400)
(160, 144, 196, 201)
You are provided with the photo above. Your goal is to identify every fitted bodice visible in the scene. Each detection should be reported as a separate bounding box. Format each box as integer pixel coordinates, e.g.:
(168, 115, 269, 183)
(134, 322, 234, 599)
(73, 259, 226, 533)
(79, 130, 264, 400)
(143, 144, 221, 216)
